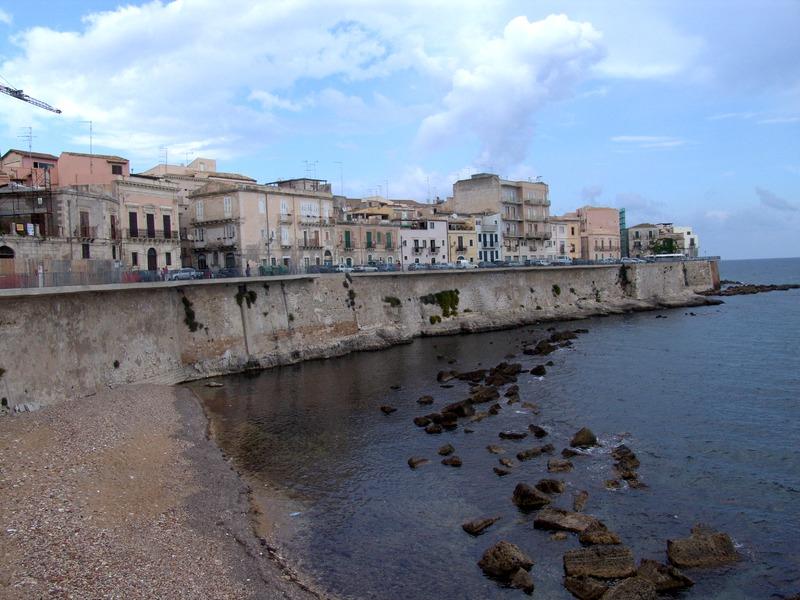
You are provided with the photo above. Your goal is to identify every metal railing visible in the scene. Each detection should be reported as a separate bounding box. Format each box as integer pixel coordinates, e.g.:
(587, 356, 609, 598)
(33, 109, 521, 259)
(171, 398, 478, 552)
(124, 229, 179, 240)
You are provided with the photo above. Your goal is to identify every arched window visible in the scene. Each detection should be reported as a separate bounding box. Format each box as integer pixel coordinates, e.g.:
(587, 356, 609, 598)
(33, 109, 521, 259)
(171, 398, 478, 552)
(0, 245, 14, 259)
(147, 248, 157, 271)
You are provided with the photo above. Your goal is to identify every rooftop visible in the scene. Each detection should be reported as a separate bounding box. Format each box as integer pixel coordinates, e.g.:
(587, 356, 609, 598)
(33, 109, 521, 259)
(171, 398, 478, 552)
(61, 151, 128, 163)
(1, 149, 59, 161)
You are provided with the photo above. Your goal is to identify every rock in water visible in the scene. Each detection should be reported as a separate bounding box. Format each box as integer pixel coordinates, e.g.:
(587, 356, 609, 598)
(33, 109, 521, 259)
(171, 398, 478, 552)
(499, 457, 514, 468)
(380, 405, 397, 414)
(535, 479, 565, 494)
(462, 516, 501, 536)
(494, 467, 511, 477)
(517, 447, 543, 461)
(486, 444, 505, 454)
(528, 424, 548, 438)
(599, 577, 657, 600)
(636, 559, 693, 592)
(563, 545, 637, 579)
(441, 456, 462, 467)
(478, 541, 534, 579)
(571, 427, 598, 448)
(573, 490, 589, 512)
(579, 522, 622, 546)
(504, 385, 520, 397)
(512, 483, 552, 510)
(407, 457, 429, 469)
(534, 508, 601, 533)
(205, 381, 224, 388)
(417, 395, 434, 405)
(530, 365, 547, 376)
(441, 399, 475, 418)
(413, 416, 431, 427)
(438, 443, 455, 456)
(425, 423, 443, 434)
(499, 431, 528, 440)
(666, 524, 740, 568)
(548, 458, 573, 472)
(564, 575, 608, 600)
(510, 567, 534, 595)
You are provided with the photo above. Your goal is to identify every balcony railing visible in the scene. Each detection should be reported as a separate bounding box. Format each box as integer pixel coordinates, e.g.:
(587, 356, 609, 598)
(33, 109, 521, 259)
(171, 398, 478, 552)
(124, 229, 179, 240)
(525, 230, 552, 240)
(523, 197, 551, 206)
(480, 224, 497, 232)
(300, 238, 323, 249)
(279, 213, 293, 223)
(298, 216, 335, 226)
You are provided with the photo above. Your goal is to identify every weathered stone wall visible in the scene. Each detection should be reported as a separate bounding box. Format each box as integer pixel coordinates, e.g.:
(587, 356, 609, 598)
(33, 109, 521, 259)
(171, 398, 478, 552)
(0, 261, 718, 408)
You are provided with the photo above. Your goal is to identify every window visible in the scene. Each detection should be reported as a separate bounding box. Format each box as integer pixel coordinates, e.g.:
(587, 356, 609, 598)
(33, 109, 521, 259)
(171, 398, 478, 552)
(386, 232, 392, 248)
(163, 215, 171, 238)
(132, 251, 138, 266)
(111, 164, 123, 175)
(196, 201, 204, 220)
(110, 215, 117, 240)
(195, 228, 204, 242)
(281, 227, 289, 245)
(223, 196, 232, 217)
(128, 211, 138, 237)
(165, 252, 172, 266)
(112, 245, 117, 260)
(81, 243, 90, 259)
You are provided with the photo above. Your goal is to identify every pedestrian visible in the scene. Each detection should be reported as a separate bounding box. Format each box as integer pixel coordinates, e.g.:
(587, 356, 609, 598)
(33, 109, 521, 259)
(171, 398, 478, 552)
(245, 263, 251, 277)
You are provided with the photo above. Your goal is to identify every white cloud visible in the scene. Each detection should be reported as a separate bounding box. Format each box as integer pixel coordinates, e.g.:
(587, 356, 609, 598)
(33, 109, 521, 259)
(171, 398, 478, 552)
(0, 9, 12, 26)
(611, 135, 687, 149)
(416, 14, 605, 169)
(757, 116, 800, 125)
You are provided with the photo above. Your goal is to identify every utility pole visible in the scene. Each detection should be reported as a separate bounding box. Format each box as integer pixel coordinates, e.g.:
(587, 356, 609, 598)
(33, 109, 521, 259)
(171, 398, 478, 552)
(159, 146, 169, 174)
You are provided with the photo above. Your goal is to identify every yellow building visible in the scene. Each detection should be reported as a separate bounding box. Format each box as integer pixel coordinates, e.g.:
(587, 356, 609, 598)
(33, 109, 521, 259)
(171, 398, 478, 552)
(447, 218, 479, 263)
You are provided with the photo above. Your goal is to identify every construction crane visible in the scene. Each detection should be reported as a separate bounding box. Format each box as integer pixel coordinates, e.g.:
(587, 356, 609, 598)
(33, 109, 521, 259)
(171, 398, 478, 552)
(0, 83, 62, 114)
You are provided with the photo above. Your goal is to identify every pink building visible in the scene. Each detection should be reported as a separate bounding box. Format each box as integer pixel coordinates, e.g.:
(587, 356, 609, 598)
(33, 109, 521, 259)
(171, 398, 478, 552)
(573, 206, 621, 261)
(57, 152, 129, 187)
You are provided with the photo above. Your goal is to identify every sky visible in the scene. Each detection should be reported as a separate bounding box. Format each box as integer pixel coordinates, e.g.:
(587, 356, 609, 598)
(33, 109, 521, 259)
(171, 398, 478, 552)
(0, 0, 798, 259)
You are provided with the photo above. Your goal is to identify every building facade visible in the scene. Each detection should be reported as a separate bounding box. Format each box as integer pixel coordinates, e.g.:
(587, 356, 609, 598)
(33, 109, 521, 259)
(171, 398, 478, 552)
(569, 206, 621, 261)
(475, 212, 501, 263)
(447, 218, 478, 263)
(399, 219, 449, 267)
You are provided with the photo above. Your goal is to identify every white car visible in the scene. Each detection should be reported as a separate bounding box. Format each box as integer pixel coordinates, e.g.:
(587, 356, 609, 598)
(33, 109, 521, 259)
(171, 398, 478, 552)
(455, 259, 478, 269)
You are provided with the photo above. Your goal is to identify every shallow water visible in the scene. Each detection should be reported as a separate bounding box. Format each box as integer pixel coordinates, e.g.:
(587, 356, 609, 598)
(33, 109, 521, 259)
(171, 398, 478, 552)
(194, 258, 800, 600)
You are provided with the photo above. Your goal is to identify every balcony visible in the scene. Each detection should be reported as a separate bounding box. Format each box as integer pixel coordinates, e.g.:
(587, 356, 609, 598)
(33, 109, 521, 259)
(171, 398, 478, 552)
(455, 245, 467, 252)
(366, 242, 376, 249)
(279, 213, 293, 223)
(525, 230, 552, 241)
(124, 229, 179, 241)
(300, 238, 323, 249)
(523, 197, 551, 207)
(298, 216, 335, 227)
(73, 225, 98, 239)
(480, 224, 497, 233)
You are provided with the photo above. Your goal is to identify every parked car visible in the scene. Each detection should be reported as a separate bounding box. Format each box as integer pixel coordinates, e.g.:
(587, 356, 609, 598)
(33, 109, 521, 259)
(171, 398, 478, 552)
(455, 259, 478, 269)
(527, 259, 551, 266)
(407, 263, 428, 271)
(506, 260, 525, 268)
(216, 267, 243, 278)
(353, 265, 378, 272)
(166, 267, 202, 281)
(552, 256, 573, 265)
(375, 263, 398, 272)
(334, 264, 354, 273)
(620, 257, 645, 264)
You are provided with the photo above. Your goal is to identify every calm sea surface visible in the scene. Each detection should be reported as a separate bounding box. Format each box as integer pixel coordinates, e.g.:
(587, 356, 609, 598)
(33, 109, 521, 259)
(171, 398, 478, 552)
(194, 258, 800, 600)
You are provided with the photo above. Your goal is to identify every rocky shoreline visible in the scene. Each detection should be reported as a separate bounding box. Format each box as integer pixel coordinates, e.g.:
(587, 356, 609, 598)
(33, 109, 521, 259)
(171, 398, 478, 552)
(0, 384, 323, 600)
(701, 282, 799, 297)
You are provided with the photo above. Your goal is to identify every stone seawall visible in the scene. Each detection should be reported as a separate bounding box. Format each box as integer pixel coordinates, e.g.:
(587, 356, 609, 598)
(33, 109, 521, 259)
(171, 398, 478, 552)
(0, 260, 719, 408)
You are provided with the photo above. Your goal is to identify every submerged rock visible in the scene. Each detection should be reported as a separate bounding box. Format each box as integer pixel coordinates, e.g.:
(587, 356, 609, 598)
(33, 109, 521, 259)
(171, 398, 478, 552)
(437, 370, 457, 382)
(417, 395, 434, 405)
(486, 444, 505, 454)
(441, 399, 475, 418)
(564, 575, 608, 600)
(380, 405, 397, 414)
(504, 385, 520, 397)
(550, 532, 569, 541)
(573, 490, 589, 512)
(478, 541, 534, 579)
(470, 386, 500, 403)
(530, 365, 547, 376)
(563, 545, 637, 579)
(534, 508, 601, 533)
(441, 455, 462, 467)
(666, 524, 740, 568)
(456, 369, 487, 383)
(550, 330, 578, 343)
(499, 457, 514, 468)
(548, 458, 573, 472)
(425, 423, 443, 434)
(517, 447, 543, 462)
(413, 416, 431, 427)
(494, 467, 511, 477)
(510, 567, 534, 595)
(562, 447, 584, 458)
(528, 424, 548, 438)
(462, 516, 501, 536)
(512, 483, 552, 510)
(600, 577, 657, 600)
(438, 443, 455, 456)
(535, 478, 565, 494)
(499, 431, 528, 440)
(571, 427, 598, 448)
(636, 559, 693, 592)
(407, 457, 429, 469)
(488, 403, 502, 415)
(579, 522, 622, 546)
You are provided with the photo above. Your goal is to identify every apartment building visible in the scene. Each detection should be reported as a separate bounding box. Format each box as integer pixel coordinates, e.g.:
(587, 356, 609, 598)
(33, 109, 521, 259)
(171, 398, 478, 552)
(563, 206, 621, 261)
(475, 212, 501, 263)
(335, 218, 400, 267)
(545, 219, 570, 260)
(452, 173, 551, 261)
(628, 223, 700, 258)
(447, 217, 478, 263)
(187, 178, 335, 271)
(399, 219, 449, 267)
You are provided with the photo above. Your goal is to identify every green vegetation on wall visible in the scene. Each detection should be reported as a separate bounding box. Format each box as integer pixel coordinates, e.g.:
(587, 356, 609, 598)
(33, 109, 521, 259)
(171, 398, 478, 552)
(181, 295, 202, 332)
(552, 284, 561, 296)
(420, 289, 460, 317)
(383, 296, 402, 307)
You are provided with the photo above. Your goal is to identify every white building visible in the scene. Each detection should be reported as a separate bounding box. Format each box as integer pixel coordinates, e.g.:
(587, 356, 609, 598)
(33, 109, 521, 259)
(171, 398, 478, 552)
(673, 226, 700, 257)
(475, 212, 502, 263)
(399, 219, 449, 267)
(544, 219, 569, 261)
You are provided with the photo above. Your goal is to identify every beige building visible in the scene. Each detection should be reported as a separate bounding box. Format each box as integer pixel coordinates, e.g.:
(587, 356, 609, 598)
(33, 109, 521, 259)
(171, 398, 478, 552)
(399, 219, 449, 267)
(187, 178, 335, 272)
(447, 218, 479, 263)
(335, 218, 400, 267)
(628, 223, 700, 258)
(561, 206, 620, 261)
(452, 173, 551, 260)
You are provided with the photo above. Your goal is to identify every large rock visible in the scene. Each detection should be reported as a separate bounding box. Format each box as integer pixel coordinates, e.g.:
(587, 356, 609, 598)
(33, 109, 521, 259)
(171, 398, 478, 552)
(666, 524, 740, 568)
(534, 508, 601, 533)
(571, 427, 598, 448)
(456, 369, 486, 383)
(579, 522, 621, 546)
(535, 479, 565, 494)
(478, 541, 534, 579)
(441, 455, 462, 467)
(441, 400, 474, 418)
(564, 575, 609, 600)
(524, 340, 557, 355)
(437, 370, 457, 382)
(599, 577, 656, 600)
(512, 483, 552, 510)
(425, 423, 443, 434)
(470, 386, 500, 403)
(636, 559, 693, 592)
(528, 424, 548, 438)
(510, 567, 534, 595)
(530, 365, 547, 376)
(611, 445, 640, 469)
(563, 545, 637, 579)
(407, 457, 429, 469)
(438, 443, 455, 456)
(550, 330, 578, 343)
(462, 516, 500, 536)
(413, 416, 431, 427)
(504, 385, 520, 397)
(517, 447, 543, 461)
